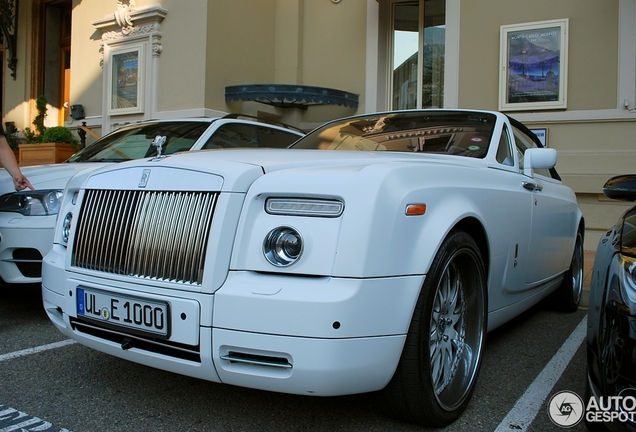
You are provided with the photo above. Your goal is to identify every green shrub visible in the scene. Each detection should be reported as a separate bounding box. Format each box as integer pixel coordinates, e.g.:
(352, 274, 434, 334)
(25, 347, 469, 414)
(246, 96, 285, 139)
(33, 95, 48, 136)
(41, 126, 79, 146)
(19, 95, 79, 148)
(23, 127, 41, 143)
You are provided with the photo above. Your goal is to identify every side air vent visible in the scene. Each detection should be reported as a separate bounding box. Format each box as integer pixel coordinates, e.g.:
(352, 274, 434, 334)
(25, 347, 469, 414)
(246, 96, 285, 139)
(221, 351, 292, 369)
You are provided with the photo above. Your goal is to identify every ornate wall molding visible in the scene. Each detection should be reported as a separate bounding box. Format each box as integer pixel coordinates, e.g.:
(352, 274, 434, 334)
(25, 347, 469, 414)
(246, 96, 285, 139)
(92, 3, 167, 130)
(92, 3, 167, 65)
(114, 0, 136, 35)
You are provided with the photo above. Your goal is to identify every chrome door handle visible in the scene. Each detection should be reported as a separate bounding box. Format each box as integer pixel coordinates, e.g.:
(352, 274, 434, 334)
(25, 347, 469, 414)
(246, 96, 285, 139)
(522, 182, 543, 192)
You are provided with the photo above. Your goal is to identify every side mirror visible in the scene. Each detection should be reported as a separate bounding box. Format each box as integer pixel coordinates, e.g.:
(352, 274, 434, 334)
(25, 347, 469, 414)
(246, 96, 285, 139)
(602, 175, 636, 201)
(523, 147, 557, 177)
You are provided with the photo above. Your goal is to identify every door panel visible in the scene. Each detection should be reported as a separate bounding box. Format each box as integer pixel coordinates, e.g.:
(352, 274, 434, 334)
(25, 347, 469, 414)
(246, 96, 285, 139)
(524, 178, 573, 284)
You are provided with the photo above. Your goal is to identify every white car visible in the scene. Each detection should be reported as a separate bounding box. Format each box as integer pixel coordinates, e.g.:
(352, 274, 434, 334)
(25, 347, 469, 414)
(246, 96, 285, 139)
(0, 116, 303, 285)
(42, 109, 584, 427)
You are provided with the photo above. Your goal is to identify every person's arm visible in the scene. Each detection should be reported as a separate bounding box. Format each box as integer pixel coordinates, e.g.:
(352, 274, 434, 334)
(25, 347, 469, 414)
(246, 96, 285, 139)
(0, 137, 34, 191)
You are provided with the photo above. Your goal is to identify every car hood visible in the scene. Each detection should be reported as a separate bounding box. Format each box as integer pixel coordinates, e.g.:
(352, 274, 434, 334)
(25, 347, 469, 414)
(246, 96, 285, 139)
(81, 148, 483, 193)
(0, 162, 111, 194)
(191, 148, 478, 171)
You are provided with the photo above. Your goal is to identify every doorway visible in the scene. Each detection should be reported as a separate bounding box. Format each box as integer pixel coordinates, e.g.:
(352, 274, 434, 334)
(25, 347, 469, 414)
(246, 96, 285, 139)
(32, 0, 72, 126)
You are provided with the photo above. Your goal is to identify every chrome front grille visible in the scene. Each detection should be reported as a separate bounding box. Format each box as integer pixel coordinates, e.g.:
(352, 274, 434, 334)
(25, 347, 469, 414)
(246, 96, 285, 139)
(72, 189, 218, 285)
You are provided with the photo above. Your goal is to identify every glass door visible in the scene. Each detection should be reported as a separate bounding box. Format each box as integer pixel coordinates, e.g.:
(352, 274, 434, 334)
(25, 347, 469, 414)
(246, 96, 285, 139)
(391, 0, 446, 109)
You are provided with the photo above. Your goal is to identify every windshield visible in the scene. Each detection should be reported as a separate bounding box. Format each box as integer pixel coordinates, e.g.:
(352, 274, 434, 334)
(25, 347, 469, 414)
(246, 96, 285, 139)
(67, 121, 211, 162)
(292, 111, 496, 158)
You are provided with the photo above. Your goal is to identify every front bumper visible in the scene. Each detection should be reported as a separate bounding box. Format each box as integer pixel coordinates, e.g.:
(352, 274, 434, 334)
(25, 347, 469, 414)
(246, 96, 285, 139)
(42, 246, 422, 396)
(0, 212, 56, 284)
(587, 365, 636, 431)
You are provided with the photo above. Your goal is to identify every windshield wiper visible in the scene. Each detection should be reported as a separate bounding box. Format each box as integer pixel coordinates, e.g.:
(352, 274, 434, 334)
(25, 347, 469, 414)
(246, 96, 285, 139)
(79, 158, 130, 163)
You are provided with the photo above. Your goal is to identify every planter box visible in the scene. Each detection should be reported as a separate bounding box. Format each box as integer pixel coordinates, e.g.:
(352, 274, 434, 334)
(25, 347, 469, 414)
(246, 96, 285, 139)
(18, 143, 77, 167)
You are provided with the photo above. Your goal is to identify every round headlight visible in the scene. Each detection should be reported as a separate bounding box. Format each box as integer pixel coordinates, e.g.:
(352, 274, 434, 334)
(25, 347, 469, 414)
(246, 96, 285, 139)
(62, 212, 73, 244)
(263, 226, 303, 267)
(44, 191, 62, 214)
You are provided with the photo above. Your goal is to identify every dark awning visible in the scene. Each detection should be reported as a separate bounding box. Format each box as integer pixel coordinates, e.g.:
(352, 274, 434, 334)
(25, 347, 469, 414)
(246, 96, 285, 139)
(225, 84, 359, 109)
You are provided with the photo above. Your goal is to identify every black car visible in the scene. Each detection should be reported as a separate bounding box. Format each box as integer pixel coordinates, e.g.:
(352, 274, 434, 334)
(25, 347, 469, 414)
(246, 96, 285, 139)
(587, 174, 636, 431)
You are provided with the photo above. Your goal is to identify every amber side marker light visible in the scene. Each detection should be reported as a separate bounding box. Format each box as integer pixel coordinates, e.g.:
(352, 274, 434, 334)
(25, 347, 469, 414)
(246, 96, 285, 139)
(405, 204, 427, 216)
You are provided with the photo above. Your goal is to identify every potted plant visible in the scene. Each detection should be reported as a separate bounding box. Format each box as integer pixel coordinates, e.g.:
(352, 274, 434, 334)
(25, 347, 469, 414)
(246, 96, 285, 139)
(18, 95, 80, 166)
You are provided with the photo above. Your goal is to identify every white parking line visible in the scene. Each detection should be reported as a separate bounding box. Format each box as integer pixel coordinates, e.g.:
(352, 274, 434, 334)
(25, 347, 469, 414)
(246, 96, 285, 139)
(0, 340, 76, 362)
(0, 341, 76, 431)
(0, 404, 71, 432)
(494, 315, 587, 431)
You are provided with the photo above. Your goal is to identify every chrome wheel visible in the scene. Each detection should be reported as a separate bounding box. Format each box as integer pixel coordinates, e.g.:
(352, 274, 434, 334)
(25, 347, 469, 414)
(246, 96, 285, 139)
(380, 230, 486, 427)
(429, 249, 485, 411)
(569, 233, 583, 305)
(555, 230, 583, 312)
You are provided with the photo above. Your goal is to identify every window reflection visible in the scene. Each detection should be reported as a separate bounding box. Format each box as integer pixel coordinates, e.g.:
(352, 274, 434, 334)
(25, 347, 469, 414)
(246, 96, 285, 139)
(393, 2, 419, 109)
(391, 0, 446, 110)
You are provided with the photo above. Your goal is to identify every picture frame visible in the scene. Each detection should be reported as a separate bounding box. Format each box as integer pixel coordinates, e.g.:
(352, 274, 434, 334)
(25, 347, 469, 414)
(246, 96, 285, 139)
(530, 127, 548, 147)
(107, 44, 145, 115)
(499, 19, 568, 111)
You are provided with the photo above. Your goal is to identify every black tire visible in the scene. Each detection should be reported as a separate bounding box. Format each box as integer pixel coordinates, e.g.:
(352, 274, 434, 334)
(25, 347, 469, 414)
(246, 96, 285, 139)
(555, 230, 583, 312)
(379, 230, 487, 427)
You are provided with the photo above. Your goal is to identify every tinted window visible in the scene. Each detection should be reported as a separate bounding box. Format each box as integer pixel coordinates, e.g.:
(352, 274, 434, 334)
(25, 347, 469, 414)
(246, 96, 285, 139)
(496, 124, 514, 166)
(256, 126, 301, 148)
(68, 122, 211, 162)
(291, 111, 496, 158)
(202, 123, 300, 149)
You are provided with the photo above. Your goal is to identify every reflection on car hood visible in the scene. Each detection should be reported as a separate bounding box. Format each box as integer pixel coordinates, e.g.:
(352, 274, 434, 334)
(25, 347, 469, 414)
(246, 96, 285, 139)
(0, 162, 111, 194)
(81, 148, 483, 194)
(165, 148, 480, 172)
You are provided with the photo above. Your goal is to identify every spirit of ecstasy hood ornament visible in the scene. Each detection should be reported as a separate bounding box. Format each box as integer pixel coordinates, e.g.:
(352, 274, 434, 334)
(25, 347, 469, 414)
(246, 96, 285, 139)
(151, 135, 167, 161)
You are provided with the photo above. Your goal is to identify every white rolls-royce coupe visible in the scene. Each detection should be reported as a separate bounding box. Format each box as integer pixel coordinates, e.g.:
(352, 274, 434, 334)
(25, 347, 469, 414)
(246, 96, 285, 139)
(42, 109, 584, 427)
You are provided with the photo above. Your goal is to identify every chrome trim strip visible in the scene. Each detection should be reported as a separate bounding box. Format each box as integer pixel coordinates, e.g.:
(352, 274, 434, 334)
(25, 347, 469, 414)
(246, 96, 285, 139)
(221, 353, 292, 369)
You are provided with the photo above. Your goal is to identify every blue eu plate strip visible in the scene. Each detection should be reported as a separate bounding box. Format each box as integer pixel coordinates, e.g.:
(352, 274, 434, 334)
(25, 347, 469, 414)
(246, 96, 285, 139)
(77, 288, 85, 315)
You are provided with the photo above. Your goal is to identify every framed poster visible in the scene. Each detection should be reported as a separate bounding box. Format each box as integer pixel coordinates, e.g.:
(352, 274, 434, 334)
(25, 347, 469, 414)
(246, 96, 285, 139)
(108, 44, 144, 115)
(499, 19, 568, 111)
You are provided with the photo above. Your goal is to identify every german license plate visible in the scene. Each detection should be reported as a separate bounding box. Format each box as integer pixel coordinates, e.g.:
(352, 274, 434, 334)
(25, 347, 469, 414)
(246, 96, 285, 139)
(76, 287, 169, 338)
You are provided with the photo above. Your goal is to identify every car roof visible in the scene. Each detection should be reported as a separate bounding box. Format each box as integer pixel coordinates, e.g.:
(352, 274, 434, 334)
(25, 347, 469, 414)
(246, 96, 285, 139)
(115, 115, 304, 135)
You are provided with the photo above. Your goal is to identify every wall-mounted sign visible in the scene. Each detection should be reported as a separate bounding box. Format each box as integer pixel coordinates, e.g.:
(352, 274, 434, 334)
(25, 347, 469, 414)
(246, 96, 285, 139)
(499, 19, 568, 112)
(108, 44, 144, 115)
(530, 128, 548, 147)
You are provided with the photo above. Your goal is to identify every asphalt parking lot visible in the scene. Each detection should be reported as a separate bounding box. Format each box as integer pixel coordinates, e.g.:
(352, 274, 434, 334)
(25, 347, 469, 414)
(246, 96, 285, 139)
(1, 282, 589, 432)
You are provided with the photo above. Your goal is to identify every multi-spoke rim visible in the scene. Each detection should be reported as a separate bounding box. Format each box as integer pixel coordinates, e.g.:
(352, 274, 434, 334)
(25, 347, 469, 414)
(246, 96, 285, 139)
(570, 235, 583, 305)
(429, 249, 485, 411)
(601, 313, 621, 385)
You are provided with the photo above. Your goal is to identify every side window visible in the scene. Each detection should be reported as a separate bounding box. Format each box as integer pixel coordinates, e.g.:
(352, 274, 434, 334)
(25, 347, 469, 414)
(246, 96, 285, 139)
(202, 124, 300, 149)
(496, 124, 514, 166)
(202, 124, 258, 149)
(511, 125, 551, 178)
(255, 127, 301, 148)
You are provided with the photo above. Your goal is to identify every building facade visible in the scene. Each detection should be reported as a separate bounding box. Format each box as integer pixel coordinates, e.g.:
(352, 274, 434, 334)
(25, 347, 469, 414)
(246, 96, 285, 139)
(0, 0, 634, 248)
